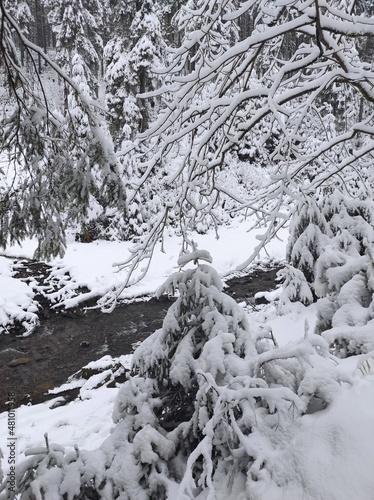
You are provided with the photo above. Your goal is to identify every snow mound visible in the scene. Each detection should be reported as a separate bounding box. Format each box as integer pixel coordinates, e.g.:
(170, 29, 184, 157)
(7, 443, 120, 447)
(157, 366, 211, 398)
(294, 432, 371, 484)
(262, 377, 374, 500)
(0, 258, 39, 335)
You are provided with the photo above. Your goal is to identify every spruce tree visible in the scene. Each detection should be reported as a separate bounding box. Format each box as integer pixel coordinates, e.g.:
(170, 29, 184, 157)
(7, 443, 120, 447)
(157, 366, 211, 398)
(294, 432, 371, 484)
(104, 0, 168, 239)
(175, 0, 239, 69)
(313, 193, 374, 356)
(45, 0, 103, 95)
(105, 0, 167, 146)
(0, 3, 125, 259)
(2, 0, 33, 64)
(3, 1, 33, 40)
(280, 196, 331, 306)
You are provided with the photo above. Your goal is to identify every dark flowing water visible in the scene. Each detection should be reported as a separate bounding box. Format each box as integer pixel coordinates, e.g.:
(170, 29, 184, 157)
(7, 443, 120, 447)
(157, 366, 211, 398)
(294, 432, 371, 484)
(0, 266, 280, 412)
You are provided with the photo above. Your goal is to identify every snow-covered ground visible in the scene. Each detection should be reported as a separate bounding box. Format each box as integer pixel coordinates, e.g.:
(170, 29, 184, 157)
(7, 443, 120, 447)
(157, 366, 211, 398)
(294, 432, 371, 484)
(263, 372, 374, 500)
(1, 218, 374, 499)
(1, 217, 286, 301)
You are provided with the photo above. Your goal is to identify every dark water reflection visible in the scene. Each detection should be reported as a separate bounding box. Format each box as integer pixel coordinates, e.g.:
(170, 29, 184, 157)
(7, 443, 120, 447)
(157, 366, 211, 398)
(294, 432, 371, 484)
(0, 267, 280, 411)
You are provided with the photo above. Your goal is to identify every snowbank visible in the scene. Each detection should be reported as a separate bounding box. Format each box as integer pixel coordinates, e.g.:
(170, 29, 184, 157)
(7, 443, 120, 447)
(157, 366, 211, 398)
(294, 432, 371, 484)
(0, 257, 39, 335)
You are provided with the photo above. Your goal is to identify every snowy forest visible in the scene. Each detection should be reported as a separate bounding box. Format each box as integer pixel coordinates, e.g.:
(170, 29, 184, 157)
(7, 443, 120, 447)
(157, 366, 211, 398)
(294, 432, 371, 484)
(1, 0, 374, 498)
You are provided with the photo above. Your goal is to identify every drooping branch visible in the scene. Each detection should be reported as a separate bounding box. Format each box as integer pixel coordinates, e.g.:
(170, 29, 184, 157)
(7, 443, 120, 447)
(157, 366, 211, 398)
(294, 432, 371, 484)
(112, 0, 374, 292)
(0, 5, 125, 259)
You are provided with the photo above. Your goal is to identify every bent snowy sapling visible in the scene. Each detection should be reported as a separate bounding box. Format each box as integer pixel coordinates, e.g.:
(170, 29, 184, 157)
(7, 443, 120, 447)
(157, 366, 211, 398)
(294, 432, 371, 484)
(111, 249, 309, 498)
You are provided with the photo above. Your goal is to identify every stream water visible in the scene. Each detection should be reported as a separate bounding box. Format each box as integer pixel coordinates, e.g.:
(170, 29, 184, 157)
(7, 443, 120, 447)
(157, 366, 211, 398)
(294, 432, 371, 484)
(0, 266, 280, 412)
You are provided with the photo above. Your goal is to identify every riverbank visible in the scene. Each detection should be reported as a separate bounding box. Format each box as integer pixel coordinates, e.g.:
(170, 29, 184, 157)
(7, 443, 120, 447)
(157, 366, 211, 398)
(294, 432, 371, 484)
(1, 266, 281, 412)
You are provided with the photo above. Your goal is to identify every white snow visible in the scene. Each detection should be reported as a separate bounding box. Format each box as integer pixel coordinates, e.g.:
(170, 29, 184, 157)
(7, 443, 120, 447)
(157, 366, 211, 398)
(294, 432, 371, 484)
(0, 257, 39, 335)
(1, 217, 287, 304)
(0, 386, 117, 461)
(262, 374, 374, 500)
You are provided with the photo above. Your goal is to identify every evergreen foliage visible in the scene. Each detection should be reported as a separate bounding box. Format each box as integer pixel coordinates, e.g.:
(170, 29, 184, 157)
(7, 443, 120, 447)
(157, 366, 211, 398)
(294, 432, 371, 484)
(174, 0, 239, 69)
(2, 2, 374, 496)
(45, 0, 103, 95)
(105, 0, 166, 146)
(114, 0, 374, 283)
(282, 196, 331, 304)
(2, 0, 374, 269)
(280, 190, 374, 357)
(314, 194, 374, 355)
(3, 0, 33, 36)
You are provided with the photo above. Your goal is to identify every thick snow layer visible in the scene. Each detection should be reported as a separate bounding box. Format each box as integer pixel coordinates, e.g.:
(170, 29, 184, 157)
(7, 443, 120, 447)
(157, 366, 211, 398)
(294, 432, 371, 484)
(1, 217, 287, 305)
(261, 374, 374, 500)
(252, 300, 319, 347)
(0, 386, 117, 471)
(0, 257, 39, 334)
(1, 313, 373, 499)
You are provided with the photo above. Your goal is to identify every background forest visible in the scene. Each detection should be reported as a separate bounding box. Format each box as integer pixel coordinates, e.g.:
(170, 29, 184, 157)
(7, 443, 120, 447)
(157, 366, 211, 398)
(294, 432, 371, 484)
(1, 0, 374, 498)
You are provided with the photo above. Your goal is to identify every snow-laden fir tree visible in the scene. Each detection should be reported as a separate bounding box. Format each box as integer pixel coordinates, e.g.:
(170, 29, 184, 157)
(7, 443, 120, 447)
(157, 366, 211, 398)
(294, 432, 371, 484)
(279, 196, 331, 308)
(112, 0, 374, 286)
(5, 250, 350, 499)
(286, 196, 331, 285)
(155, 0, 185, 46)
(279, 191, 374, 357)
(63, 53, 127, 243)
(0, 9, 68, 258)
(174, 0, 239, 71)
(105, 0, 167, 146)
(0, 4, 125, 259)
(3, 0, 32, 30)
(103, 0, 168, 239)
(313, 192, 374, 356)
(45, 0, 103, 96)
(104, 0, 244, 251)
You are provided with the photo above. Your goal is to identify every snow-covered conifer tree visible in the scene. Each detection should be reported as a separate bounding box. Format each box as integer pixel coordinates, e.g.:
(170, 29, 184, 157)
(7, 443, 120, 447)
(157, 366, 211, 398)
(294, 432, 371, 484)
(2, 0, 33, 64)
(104, 0, 168, 239)
(175, 0, 239, 70)
(45, 0, 103, 95)
(63, 53, 128, 243)
(3, 0, 33, 36)
(313, 193, 374, 355)
(155, 0, 184, 46)
(280, 196, 331, 306)
(0, 4, 125, 259)
(105, 0, 166, 146)
(110, 0, 374, 284)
